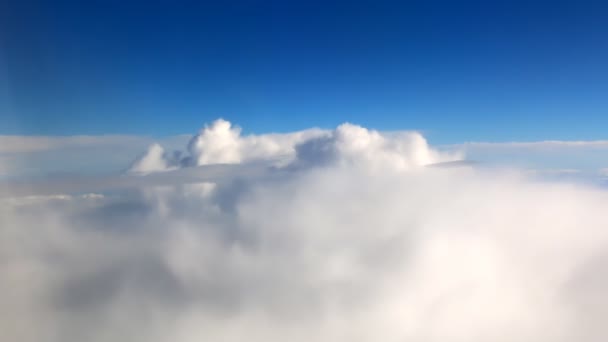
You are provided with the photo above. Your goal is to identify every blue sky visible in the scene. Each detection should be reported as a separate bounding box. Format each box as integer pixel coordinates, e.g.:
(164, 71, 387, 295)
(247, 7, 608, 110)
(2, 0, 608, 143)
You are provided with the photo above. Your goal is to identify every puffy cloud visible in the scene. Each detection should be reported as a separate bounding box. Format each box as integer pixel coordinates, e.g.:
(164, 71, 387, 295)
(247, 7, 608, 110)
(292, 123, 461, 170)
(188, 119, 244, 164)
(129, 144, 178, 174)
(2, 120, 608, 342)
(185, 118, 331, 167)
(130, 119, 461, 173)
(129, 119, 327, 173)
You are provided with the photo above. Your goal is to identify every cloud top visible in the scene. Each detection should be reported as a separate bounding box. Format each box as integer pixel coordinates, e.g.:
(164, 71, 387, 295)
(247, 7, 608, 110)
(130, 119, 462, 174)
(2, 119, 608, 342)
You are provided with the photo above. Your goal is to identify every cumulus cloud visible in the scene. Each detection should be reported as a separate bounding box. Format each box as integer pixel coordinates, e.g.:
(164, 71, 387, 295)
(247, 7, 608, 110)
(2, 120, 608, 342)
(291, 123, 461, 170)
(129, 144, 178, 174)
(186, 119, 330, 167)
(130, 119, 461, 173)
(129, 119, 329, 173)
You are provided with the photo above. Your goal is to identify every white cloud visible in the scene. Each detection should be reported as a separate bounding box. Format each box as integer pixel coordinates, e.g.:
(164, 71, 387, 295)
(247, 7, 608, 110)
(525, 168, 582, 175)
(130, 118, 330, 173)
(0, 135, 151, 154)
(129, 144, 177, 174)
(461, 140, 608, 149)
(0, 135, 161, 179)
(130, 119, 462, 174)
(2, 120, 608, 342)
(452, 140, 608, 175)
(187, 119, 328, 166)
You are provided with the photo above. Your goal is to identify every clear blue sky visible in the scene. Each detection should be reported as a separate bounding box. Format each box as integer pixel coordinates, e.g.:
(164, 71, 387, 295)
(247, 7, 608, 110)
(2, 0, 607, 143)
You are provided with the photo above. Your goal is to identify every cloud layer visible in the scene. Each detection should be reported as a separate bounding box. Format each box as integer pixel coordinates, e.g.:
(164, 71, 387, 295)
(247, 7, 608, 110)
(0, 135, 151, 154)
(0, 135, 161, 179)
(2, 120, 608, 342)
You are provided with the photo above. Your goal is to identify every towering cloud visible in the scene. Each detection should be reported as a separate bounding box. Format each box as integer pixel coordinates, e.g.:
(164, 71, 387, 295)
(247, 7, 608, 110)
(129, 119, 461, 173)
(2, 120, 608, 342)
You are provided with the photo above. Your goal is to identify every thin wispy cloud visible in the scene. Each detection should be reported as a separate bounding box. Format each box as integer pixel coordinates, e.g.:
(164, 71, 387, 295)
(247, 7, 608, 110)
(0, 135, 152, 154)
(460, 140, 608, 149)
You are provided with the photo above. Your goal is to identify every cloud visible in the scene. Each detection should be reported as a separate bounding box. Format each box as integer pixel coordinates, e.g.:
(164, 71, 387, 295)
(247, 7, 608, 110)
(290, 123, 461, 170)
(129, 119, 329, 173)
(453, 140, 608, 175)
(2, 120, 608, 342)
(0, 162, 273, 198)
(0, 134, 192, 179)
(0, 156, 12, 177)
(130, 119, 462, 174)
(461, 140, 608, 149)
(129, 144, 178, 174)
(0, 135, 151, 154)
